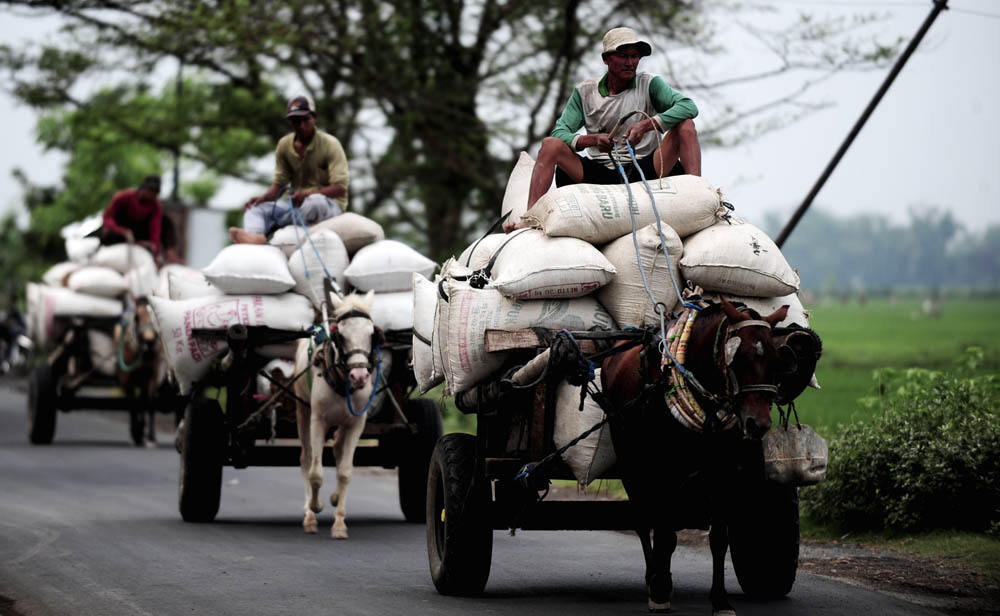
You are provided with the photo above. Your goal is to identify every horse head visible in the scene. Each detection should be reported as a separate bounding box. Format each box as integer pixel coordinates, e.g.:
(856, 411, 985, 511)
(328, 289, 382, 391)
(716, 296, 793, 439)
(134, 297, 158, 348)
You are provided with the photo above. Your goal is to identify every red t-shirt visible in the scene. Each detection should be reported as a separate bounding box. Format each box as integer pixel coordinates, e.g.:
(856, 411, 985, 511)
(102, 189, 163, 252)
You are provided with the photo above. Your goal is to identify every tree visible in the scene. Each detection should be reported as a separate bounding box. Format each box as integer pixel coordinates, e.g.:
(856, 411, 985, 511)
(1, 0, 901, 260)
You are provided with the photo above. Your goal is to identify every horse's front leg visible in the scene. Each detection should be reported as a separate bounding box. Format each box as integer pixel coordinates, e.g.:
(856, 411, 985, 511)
(143, 373, 157, 448)
(295, 380, 318, 534)
(709, 522, 736, 616)
(306, 409, 328, 518)
(329, 416, 366, 540)
(647, 526, 676, 613)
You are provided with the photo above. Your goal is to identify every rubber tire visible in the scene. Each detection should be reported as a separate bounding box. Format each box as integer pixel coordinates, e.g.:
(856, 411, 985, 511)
(27, 363, 58, 445)
(729, 483, 800, 598)
(178, 397, 224, 523)
(398, 398, 445, 523)
(426, 433, 493, 596)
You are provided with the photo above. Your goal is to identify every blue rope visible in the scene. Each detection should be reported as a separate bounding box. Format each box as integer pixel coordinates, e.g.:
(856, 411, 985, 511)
(344, 346, 382, 417)
(623, 140, 700, 312)
(288, 205, 344, 298)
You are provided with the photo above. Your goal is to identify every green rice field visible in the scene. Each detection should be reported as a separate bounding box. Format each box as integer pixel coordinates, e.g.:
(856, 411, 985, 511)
(792, 296, 1000, 437)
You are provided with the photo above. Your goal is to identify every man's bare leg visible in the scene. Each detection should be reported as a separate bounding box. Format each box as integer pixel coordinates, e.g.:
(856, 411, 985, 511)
(228, 227, 267, 244)
(510, 138, 586, 232)
(652, 119, 701, 177)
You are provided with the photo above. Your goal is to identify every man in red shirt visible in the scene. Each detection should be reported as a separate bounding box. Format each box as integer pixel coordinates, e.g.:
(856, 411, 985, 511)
(101, 175, 164, 257)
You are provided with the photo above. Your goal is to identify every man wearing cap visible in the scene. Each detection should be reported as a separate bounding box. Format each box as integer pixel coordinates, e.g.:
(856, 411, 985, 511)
(512, 27, 701, 230)
(230, 95, 349, 244)
(101, 174, 165, 257)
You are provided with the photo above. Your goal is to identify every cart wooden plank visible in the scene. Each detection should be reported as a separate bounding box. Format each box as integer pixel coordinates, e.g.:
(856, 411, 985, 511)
(484, 329, 600, 354)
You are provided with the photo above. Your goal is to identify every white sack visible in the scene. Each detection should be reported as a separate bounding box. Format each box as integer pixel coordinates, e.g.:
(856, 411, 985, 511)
(370, 291, 414, 331)
(257, 358, 296, 397)
(679, 220, 800, 297)
(34, 285, 123, 348)
(457, 233, 511, 270)
(412, 273, 442, 393)
(202, 244, 296, 295)
(125, 264, 159, 298)
(65, 237, 101, 264)
(287, 230, 350, 309)
(42, 262, 82, 287)
(445, 286, 615, 394)
(487, 229, 616, 299)
(155, 265, 199, 298)
(67, 266, 128, 298)
(92, 244, 156, 274)
(704, 292, 810, 329)
(344, 239, 436, 293)
(554, 369, 616, 486)
(25, 283, 40, 344)
(522, 174, 723, 244)
(500, 151, 534, 228)
(88, 330, 117, 377)
(150, 293, 314, 395)
(168, 268, 224, 300)
(432, 259, 472, 393)
(597, 223, 685, 327)
(270, 212, 385, 257)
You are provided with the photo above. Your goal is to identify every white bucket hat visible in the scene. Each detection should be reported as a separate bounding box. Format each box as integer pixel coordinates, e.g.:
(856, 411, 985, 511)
(602, 27, 652, 57)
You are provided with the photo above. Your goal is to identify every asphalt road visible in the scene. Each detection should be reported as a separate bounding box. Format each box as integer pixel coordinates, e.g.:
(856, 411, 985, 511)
(0, 377, 947, 615)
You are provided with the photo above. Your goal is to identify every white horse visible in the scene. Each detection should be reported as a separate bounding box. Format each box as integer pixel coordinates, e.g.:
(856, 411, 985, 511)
(293, 290, 382, 539)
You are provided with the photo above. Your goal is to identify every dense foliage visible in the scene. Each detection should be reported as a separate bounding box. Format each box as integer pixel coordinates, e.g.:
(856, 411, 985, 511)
(0, 0, 900, 261)
(801, 347, 1000, 534)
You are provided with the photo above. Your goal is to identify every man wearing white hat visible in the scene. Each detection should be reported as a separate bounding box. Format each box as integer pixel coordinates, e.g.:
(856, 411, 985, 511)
(230, 95, 349, 244)
(512, 27, 701, 229)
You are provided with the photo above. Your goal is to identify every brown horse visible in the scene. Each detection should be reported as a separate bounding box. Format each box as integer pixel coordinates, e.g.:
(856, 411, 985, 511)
(114, 296, 163, 447)
(601, 296, 791, 616)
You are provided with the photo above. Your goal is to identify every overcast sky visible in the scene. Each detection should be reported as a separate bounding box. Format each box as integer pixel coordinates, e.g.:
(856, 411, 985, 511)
(1, 0, 998, 236)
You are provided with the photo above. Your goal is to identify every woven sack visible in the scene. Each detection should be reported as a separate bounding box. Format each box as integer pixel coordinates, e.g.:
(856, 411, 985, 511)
(371, 290, 414, 331)
(202, 244, 295, 295)
(41, 262, 82, 287)
(92, 244, 156, 274)
(499, 151, 534, 227)
(67, 266, 128, 298)
(680, 220, 800, 297)
(553, 369, 616, 486)
(270, 212, 385, 257)
(412, 273, 442, 393)
(445, 286, 615, 393)
(763, 423, 828, 486)
(597, 223, 684, 327)
(344, 239, 436, 293)
(486, 229, 616, 300)
(287, 230, 350, 309)
(522, 174, 723, 244)
(150, 293, 314, 394)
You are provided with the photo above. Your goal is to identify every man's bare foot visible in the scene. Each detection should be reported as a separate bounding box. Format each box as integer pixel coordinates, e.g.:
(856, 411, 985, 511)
(228, 227, 267, 244)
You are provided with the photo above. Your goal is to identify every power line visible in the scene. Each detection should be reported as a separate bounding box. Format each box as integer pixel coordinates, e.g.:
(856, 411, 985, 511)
(951, 7, 1000, 20)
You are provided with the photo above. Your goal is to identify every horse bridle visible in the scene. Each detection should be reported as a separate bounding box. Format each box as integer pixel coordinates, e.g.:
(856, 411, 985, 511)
(317, 309, 383, 391)
(721, 319, 781, 401)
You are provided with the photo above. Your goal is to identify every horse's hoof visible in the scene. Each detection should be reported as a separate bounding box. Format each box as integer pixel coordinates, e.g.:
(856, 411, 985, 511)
(303, 521, 317, 534)
(647, 599, 670, 613)
(713, 611, 736, 616)
(144, 439, 157, 449)
(331, 525, 348, 540)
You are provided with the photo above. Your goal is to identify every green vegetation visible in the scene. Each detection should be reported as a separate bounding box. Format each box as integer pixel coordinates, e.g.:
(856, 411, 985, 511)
(792, 296, 1000, 436)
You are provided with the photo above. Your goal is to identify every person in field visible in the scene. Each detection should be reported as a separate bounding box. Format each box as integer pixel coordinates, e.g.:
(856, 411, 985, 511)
(510, 27, 701, 231)
(230, 95, 349, 244)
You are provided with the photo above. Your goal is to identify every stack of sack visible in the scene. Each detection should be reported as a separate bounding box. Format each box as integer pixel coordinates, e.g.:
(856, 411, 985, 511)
(150, 212, 437, 395)
(413, 152, 812, 486)
(26, 239, 161, 376)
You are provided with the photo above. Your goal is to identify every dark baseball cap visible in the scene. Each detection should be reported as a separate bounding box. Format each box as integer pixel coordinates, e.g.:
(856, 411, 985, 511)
(286, 95, 316, 118)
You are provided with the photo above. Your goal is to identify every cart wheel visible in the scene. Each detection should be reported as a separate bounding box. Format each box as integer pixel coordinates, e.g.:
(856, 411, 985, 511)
(27, 363, 58, 445)
(178, 396, 224, 523)
(398, 398, 444, 523)
(426, 433, 492, 595)
(129, 408, 146, 447)
(729, 483, 799, 598)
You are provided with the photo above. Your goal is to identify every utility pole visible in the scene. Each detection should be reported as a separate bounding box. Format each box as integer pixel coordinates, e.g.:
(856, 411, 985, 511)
(775, 0, 949, 248)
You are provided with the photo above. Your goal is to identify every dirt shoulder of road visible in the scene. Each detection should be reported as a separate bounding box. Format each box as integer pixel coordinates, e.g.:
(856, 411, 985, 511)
(675, 529, 1000, 616)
